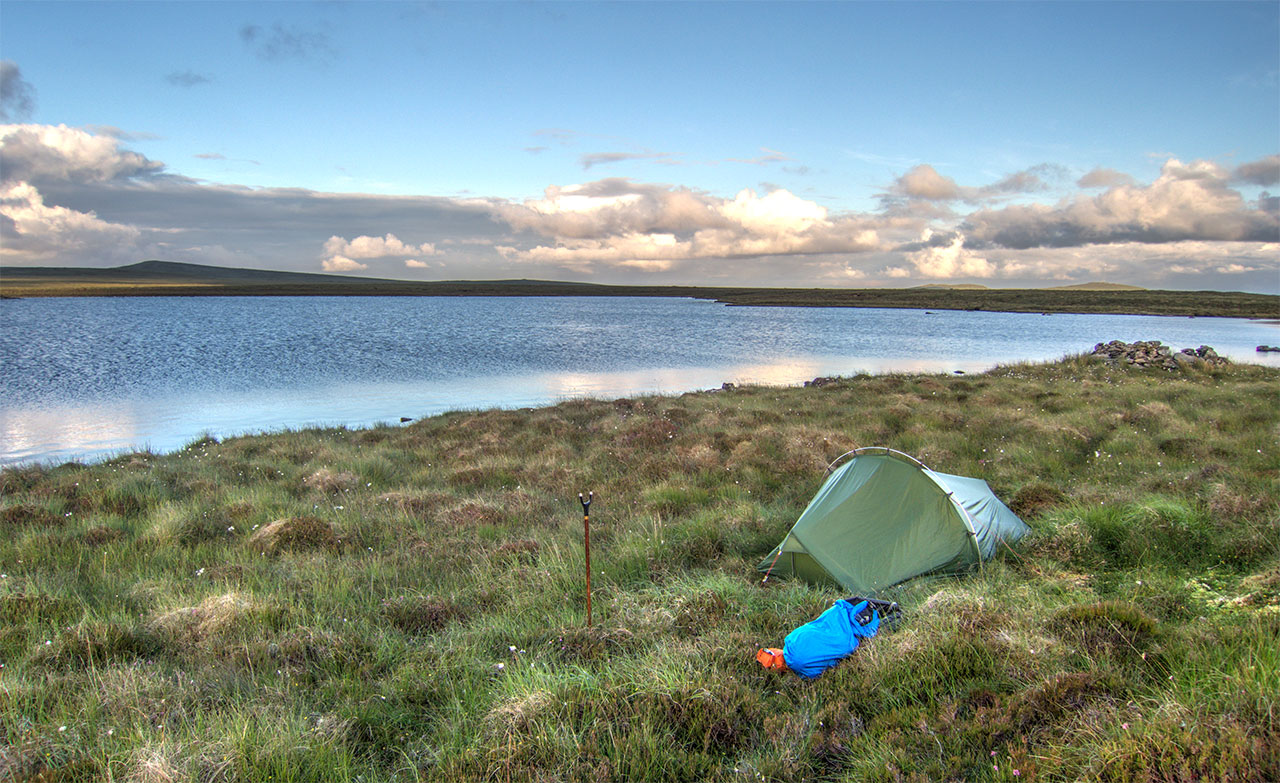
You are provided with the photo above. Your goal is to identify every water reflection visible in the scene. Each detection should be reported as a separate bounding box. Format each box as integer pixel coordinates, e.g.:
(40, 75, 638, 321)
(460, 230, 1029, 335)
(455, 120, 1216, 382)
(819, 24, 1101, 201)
(2, 296, 1276, 467)
(0, 403, 144, 465)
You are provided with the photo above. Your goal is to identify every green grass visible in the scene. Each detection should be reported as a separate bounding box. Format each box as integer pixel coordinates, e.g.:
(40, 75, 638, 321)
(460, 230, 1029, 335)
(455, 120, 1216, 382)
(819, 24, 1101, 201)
(1, 355, 1277, 781)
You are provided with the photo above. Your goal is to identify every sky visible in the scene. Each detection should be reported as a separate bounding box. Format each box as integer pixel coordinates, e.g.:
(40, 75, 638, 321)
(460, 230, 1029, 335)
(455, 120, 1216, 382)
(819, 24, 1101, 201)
(1, 1, 1277, 292)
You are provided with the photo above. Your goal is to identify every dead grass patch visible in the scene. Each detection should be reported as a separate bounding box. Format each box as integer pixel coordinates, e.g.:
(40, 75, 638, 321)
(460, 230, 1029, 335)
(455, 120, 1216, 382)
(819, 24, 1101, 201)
(1010, 483, 1069, 519)
(376, 491, 454, 517)
(487, 690, 554, 736)
(303, 468, 358, 494)
(381, 594, 467, 634)
(248, 516, 339, 555)
(0, 503, 63, 528)
(151, 592, 269, 648)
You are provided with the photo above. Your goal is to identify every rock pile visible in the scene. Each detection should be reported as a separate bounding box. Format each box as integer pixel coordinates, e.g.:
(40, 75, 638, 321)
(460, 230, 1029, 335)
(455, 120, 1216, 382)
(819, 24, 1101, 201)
(1090, 340, 1229, 371)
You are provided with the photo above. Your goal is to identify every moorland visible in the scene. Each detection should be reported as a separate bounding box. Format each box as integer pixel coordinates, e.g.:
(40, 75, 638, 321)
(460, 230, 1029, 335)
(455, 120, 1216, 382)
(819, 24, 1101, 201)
(2, 261, 1277, 318)
(1, 352, 1277, 781)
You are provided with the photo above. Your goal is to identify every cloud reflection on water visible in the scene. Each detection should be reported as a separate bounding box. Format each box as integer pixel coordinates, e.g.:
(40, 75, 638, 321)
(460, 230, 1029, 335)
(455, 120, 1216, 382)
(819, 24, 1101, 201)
(0, 355, 1000, 466)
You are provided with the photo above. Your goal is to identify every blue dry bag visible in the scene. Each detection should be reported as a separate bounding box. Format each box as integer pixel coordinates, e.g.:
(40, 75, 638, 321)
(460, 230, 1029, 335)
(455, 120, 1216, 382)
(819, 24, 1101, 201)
(781, 599, 880, 679)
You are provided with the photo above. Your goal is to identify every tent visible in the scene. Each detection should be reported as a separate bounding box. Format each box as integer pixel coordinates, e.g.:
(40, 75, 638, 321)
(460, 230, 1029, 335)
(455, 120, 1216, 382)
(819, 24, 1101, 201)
(758, 447, 1029, 594)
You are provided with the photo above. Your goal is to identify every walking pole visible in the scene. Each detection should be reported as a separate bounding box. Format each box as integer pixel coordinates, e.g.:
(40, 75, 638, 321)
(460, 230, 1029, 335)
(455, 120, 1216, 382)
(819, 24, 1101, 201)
(579, 491, 593, 627)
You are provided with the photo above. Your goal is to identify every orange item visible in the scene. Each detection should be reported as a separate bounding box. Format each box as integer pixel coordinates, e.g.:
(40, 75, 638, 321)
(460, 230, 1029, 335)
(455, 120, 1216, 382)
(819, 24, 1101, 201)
(756, 647, 788, 672)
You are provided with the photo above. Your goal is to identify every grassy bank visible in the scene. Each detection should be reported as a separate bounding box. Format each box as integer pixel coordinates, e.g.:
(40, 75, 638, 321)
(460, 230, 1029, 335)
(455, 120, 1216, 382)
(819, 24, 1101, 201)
(2, 355, 1277, 781)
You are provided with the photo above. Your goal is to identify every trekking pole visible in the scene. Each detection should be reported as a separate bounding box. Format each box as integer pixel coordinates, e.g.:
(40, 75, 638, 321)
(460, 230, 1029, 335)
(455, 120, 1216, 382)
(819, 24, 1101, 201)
(579, 491, 593, 626)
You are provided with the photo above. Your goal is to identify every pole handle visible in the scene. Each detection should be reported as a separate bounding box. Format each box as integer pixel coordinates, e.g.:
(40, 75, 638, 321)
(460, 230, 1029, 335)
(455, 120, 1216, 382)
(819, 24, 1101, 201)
(579, 491, 593, 626)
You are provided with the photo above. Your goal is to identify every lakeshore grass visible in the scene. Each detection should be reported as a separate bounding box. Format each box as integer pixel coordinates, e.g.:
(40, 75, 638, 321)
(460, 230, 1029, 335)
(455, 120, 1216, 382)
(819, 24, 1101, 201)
(1, 355, 1277, 781)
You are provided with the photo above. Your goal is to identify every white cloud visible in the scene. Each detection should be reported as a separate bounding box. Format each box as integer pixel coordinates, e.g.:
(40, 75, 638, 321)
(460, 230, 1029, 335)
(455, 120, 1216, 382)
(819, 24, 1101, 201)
(322, 233, 437, 260)
(495, 181, 885, 270)
(321, 256, 368, 272)
(319, 232, 439, 272)
(964, 157, 1279, 248)
(1, 122, 1274, 290)
(891, 164, 965, 201)
(0, 123, 164, 183)
(1077, 167, 1136, 188)
(0, 181, 141, 261)
(904, 233, 994, 278)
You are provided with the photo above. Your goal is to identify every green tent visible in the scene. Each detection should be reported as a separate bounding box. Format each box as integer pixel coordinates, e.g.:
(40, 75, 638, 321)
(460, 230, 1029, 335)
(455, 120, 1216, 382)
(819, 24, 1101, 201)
(759, 448, 1029, 594)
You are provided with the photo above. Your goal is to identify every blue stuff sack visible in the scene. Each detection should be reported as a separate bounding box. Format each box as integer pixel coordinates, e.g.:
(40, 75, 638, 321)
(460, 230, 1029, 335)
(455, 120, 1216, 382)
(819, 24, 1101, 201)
(782, 599, 880, 679)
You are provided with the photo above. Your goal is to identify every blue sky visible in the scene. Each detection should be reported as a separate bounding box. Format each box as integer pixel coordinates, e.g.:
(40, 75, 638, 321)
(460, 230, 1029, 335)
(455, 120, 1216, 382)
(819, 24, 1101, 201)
(2, 1, 1277, 290)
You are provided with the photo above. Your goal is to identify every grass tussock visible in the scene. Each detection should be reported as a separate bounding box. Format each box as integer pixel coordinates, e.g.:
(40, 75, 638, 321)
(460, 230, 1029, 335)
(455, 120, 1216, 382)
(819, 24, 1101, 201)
(247, 515, 340, 555)
(1, 355, 1277, 781)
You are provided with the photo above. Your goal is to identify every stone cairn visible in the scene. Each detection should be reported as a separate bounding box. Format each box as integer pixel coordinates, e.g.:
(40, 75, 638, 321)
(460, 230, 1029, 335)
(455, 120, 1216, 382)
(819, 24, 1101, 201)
(1090, 340, 1229, 371)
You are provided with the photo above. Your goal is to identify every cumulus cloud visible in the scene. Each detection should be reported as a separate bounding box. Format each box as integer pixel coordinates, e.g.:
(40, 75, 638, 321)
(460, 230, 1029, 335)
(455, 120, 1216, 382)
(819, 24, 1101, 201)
(1, 123, 165, 183)
(1077, 167, 1135, 188)
(1, 122, 1274, 289)
(904, 231, 994, 278)
(0, 61, 36, 121)
(884, 163, 1056, 205)
(890, 164, 965, 201)
(495, 180, 885, 270)
(321, 256, 368, 272)
(0, 181, 141, 261)
(963, 157, 1279, 248)
(322, 233, 438, 260)
(320, 233, 440, 272)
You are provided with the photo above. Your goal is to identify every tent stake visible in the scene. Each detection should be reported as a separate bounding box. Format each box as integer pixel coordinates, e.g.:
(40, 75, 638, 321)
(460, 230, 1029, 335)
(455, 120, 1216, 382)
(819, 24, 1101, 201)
(579, 491, 593, 626)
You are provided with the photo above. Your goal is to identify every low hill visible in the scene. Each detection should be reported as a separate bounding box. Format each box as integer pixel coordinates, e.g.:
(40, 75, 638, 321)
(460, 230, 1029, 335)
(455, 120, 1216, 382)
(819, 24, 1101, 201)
(1, 261, 1275, 318)
(0, 260, 401, 285)
(1047, 281, 1146, 291)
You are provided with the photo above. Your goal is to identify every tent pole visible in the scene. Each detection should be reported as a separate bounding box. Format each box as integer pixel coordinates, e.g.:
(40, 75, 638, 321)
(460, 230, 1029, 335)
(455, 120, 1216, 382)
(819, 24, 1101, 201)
(761, 546, 784, 584)
(579, 491, 593, 626)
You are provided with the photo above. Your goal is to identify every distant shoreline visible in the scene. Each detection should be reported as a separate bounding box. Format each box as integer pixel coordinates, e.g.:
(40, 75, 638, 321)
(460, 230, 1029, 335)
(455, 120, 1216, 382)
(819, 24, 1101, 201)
(2, 261, 1277, 318)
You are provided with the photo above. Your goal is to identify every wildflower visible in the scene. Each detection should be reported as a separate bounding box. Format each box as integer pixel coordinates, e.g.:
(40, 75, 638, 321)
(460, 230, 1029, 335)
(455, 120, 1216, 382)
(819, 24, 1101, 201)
(495, 662, 505, 670)
(1013, 771, 1020, 777)
(509, 645, 517, 652)
(1122, 722, 1129, 729)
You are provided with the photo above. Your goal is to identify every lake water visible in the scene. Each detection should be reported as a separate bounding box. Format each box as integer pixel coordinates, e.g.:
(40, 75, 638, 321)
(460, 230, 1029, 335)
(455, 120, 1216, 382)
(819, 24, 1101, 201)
(2, 295, 1277, 467)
